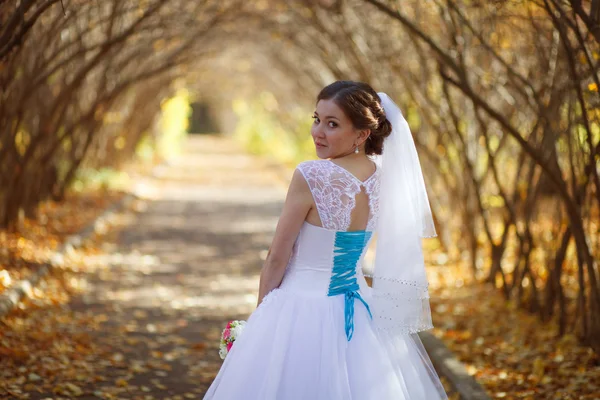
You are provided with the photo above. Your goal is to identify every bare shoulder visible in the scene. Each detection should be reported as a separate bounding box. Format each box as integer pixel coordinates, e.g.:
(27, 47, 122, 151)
(286, 166, 312, 202)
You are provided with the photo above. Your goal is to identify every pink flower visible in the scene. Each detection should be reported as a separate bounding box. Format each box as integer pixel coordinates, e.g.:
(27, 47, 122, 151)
(226, 342, 233, 351)
(223, 328, 231, 340)
(226, 321, 233, 329)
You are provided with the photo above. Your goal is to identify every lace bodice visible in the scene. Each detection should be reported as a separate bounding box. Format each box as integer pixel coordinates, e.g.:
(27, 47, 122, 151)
(296, 159, 380, 231)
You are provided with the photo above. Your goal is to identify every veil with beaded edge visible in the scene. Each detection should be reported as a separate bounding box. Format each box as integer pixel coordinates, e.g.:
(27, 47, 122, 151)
(369, 92, 437, 336)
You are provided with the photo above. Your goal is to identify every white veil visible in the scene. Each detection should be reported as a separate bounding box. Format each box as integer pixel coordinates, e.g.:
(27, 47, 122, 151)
(370, 92, 437, 336)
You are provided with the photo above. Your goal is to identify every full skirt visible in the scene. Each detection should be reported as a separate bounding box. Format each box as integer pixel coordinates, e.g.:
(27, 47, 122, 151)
(203, 287, 448, 400)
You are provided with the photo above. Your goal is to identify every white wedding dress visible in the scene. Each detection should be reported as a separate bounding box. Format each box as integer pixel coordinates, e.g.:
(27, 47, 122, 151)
(204, 159, 448, 399)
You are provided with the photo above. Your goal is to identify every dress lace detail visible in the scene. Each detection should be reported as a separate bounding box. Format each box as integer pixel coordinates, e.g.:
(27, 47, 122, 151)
(297, 159, 380, 231)
(363, 169, 380, 232)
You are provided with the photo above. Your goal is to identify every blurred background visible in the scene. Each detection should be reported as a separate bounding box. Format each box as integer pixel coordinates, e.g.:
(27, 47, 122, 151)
(0, 0, 598, 399)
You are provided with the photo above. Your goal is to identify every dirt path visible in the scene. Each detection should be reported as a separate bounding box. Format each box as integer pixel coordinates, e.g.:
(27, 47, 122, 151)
(1, 134, 289, 399)
(78, 134, 289, 397)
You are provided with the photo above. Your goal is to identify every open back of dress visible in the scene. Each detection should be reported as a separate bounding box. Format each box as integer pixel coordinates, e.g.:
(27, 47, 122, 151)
(297, 159, 380, 232)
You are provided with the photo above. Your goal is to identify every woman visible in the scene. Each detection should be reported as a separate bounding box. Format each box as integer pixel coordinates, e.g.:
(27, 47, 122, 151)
(204, 81, 448, 399)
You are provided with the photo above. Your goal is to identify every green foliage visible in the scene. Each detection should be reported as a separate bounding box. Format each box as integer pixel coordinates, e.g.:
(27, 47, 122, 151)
(71, 167, 131, 193)
(232, 92, 315, 167)
(135, 132, 155, 162)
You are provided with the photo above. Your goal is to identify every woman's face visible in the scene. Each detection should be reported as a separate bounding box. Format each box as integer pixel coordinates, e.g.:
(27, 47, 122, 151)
(311, 99, 362, 159)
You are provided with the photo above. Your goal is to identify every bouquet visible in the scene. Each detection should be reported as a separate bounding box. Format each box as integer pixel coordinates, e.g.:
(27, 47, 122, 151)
(219, 320, 246, 359)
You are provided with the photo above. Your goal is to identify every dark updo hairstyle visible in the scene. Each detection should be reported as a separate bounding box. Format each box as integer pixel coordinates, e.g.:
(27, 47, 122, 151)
(316, 80, 392, 155)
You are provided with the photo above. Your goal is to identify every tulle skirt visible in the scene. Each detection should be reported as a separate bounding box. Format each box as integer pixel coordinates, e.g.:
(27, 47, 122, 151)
(203, 286, 448, 400)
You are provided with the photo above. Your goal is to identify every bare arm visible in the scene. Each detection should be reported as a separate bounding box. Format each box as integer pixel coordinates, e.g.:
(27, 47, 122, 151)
(256, 168, 312, 307)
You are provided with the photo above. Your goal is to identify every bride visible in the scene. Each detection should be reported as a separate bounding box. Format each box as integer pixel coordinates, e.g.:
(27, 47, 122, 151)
(204, 81, 448, 399)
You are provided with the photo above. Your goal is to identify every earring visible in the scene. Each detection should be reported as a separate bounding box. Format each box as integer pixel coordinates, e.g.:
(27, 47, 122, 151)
(354, 145, 359, 154)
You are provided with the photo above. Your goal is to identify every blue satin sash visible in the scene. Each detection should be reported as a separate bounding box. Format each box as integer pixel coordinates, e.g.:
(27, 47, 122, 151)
(327, 230, 373, 341)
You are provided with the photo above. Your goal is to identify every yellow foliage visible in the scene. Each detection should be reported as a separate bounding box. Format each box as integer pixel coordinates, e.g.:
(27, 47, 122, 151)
(15, 129, 30, 156)
(232, 93, 315, 167)
(114, 136, 126, 150)
(155, 89, 191, 160)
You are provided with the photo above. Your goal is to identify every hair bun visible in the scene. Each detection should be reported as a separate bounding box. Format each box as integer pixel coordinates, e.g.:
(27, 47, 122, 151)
(368, 116, 392, 154)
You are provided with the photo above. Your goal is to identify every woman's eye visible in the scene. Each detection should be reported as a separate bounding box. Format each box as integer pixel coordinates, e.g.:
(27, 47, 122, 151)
(312, 116, 336, 128)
